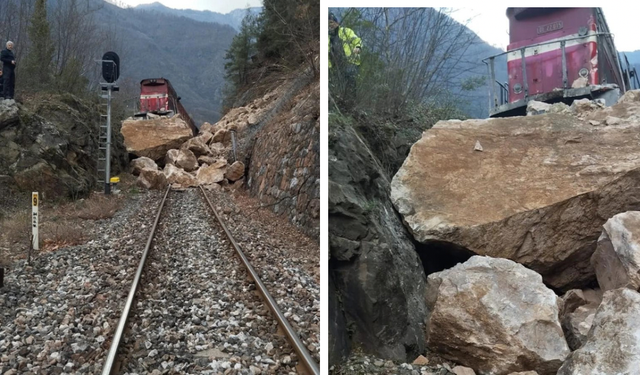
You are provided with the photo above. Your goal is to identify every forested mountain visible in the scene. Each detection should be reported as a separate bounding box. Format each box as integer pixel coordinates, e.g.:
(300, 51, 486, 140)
(92, 2, 236, 124)
(0, 0, 240, 125)
(132, 2, 261, 31)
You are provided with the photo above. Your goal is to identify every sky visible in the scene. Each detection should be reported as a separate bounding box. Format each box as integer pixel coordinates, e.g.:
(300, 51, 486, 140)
(448, 6, 640, 53)
(115, 0, 262, 14)
(116, 1, 640, 52)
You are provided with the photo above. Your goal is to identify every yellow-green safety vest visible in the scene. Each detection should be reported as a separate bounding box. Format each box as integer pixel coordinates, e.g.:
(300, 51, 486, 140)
(329, 27, 362, 68)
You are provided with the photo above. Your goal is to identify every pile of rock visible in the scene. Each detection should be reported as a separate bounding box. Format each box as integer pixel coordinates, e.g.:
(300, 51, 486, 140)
(420, 209, 640, 374)
(386, 91, 640, 374)
(132, 127, 245, 190)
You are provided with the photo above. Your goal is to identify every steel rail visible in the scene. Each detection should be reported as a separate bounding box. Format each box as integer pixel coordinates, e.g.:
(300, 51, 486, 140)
(199, 186, 320, 375)
(101, 185, 171, 375)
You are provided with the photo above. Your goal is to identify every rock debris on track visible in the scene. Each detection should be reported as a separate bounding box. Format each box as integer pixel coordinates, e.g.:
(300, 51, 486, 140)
(202, 190, 320, 365)
(119, 189, 298, 374)
(1, 187, 318, 375)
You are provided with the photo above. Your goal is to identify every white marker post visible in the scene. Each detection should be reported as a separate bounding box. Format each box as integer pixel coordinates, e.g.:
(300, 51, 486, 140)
(31, 192, 39, 264)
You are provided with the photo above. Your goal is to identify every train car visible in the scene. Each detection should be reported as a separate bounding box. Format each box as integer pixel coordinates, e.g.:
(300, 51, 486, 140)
(136, 78, 198, 135)
(484, 8, 636, 118)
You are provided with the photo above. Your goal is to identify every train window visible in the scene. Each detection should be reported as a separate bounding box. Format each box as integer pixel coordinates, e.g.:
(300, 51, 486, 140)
(510, 8, 567, 21)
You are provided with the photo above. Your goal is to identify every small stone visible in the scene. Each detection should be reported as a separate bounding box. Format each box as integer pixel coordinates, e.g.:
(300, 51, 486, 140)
(412, 355, 429, 366)
(148, 349, 158, 357)
(282, 355, 291, 364)
(374, 360, 384, 367)
(474, 140, 483, 151)
(25, 336, 34, 345)
(265, 343, 274, 355)
(384, 360, 395, 368)
(605, 116, 621, 126)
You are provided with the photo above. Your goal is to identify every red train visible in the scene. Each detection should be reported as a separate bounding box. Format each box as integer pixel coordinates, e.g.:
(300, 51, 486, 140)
(136, 78, 198, 135)
(485, 8, 639, 117)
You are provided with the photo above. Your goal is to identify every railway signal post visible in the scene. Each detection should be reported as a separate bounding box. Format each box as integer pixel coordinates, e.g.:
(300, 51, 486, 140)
(98, 52, 120, 194)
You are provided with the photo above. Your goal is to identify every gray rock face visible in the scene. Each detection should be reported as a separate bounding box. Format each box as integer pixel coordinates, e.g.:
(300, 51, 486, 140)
(0, 95, 127, 198)
(426, 256, 569, 375)
(591, 211, 640, 292)
(329, 123, 427, 363)
(558, 288, 640, 374)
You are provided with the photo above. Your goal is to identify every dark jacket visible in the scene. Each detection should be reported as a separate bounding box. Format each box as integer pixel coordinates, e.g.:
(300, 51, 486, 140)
(1, 49, 15, 71)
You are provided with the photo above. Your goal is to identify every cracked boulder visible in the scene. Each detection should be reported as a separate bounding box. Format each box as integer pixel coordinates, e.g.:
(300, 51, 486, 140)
(391, 96, 640, 291)
(164, 163, 197, 187)
(225, 161, 245, 182)
(591, 211, 640, 292)
(557, 288, 640, 374)
(130, 156, 158, 176)
(121, 116, 193, 161)
(165, 148, 198, 172)
(426, 256, 569, 374)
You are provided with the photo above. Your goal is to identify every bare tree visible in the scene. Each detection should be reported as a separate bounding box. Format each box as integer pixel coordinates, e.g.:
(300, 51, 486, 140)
(330, 8, 480, 116)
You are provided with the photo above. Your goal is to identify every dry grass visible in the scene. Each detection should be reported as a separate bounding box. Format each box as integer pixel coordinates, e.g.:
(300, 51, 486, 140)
(74, 193, 124, 220)
(41, 221, 88, 252)
(0, 179, 135, 264)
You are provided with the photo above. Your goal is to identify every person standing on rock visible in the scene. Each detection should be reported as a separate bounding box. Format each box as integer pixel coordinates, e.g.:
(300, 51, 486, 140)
(1, 41, 16, 100)
(329, 12, 361, 111)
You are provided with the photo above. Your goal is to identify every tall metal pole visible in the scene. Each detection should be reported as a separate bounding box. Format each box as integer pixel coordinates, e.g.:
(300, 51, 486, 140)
(105, 85, 112, 195)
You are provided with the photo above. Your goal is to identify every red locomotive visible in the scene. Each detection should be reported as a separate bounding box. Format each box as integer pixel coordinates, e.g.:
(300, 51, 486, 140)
(136, 78, 198, 135)
(485, 8, 639, 117)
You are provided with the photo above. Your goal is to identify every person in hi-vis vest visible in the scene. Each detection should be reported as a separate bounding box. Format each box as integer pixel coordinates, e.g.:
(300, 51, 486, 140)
(329, 12, 361, 110)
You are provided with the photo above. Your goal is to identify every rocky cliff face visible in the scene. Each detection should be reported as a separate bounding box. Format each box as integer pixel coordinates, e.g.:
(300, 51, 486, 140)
(246, 81, 320, 238)
(0, 95, 127, 200)
(208, 66, 320, 238)
(329, 117, 427, 364)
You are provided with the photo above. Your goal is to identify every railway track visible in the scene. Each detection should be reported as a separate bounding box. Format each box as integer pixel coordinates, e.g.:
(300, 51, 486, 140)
(101, 186, 319, 374)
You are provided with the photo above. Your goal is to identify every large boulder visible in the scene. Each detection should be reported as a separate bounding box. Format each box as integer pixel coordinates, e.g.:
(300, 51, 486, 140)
(391, 99, 640, 291)
(198, 155, 226, 167)
(181, 136, 210, 157)
(163, 164, 197, 187)
(165, 148, 198, 172)
(209, 142, 226, 157)
(591, 211, 640, 292)
(212, 128, 231, 144)
(196, 164, 225, 185)
(197, 131, 214, 145)
(130, 156, 158, 176)
(137, 168, 167, 190)
(557, 288, 640, 374)
(121, 116, 193, 161)
(225, 161, 245, 182)
(425, 256, 569, 375)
